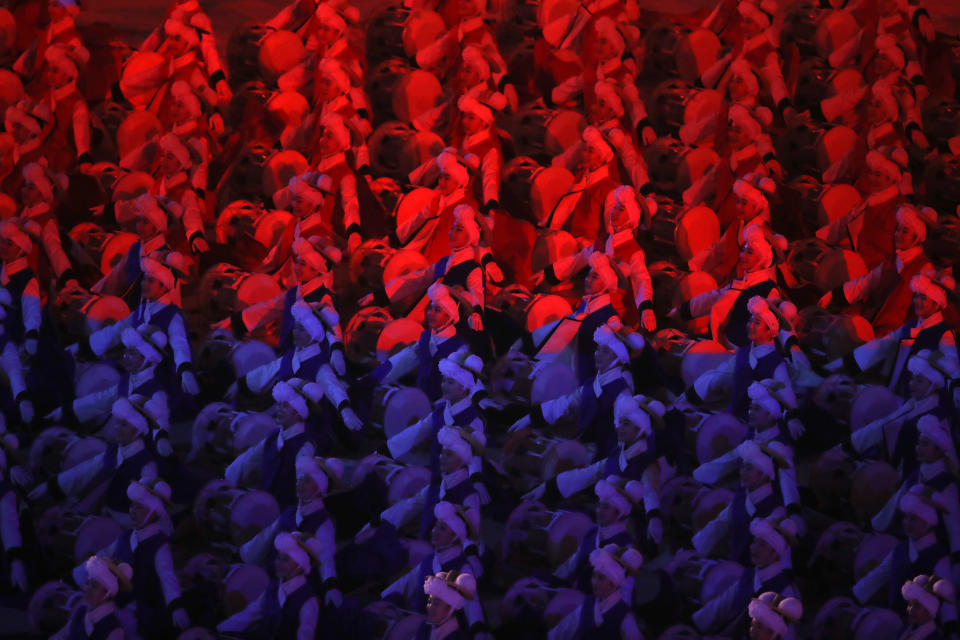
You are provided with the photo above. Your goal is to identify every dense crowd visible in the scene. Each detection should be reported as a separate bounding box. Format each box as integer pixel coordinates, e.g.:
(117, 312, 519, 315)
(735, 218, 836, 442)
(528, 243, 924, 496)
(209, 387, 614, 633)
(0, 0, 958, 637)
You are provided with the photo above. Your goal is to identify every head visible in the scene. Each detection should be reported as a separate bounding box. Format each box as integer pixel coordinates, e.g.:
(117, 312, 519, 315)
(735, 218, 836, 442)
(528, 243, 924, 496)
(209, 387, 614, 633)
(140, 273, 168, 302)
(581, 142, 607, 173)
(439, 446, 466, 475)
(0, 235, 25, 263)
(83, 577, 110, 608)
(114, 418, 142, 446)
(913, 290, 939, 320)
(427, 301, 455, 331)
(901, 511, 932, 540)
(594, 343, 619, 373)
(460, 110, 486, 136)
(293, 252, 322, 283)
(748, 402, 777, 432)
(907, 370, 936, 401)
(740, 460, 769, 492)
(750, 535, 779, 568)
(430, 517, 459, 550)
(436, 171, 461, 196)
(748, 313, 777, 345)
(590, 568, 619, 600)
(595, 499, 622, 527)
(616, 413, 646, 446)
(915, 433, 943, 466)
(275, 400, 302, 427)
(296, 473, 321, 502)
(273, 551, 303, 581)
(894, 221, 921, 252)
(317, 123, 345, 157)
(120, 346, 148, 374)
(449, 217, 473, 250)
(129, 498, 157, 529)
(426, 593, 454, 625)
(738, 239, 767, 274)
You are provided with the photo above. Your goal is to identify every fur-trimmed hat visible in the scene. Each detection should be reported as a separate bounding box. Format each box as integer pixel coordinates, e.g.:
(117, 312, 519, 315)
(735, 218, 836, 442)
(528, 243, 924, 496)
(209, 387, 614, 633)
(433, 500, 477, 542)
(83, 556, 133, 599)
(907, 349, 959, 390)
(747, 379, 789, 419)
(438, 426, 485, 465)
(747, 296, 779, 334)
(595, 476, 644, 517)
(901, 575, 954, 618)
(899, 486, 939, 527)
(127, 477, 172, 519)
(614, 394, 666, 436)
(295, 456, 344, 496)
(423, 571, 476, 612)
(748, 591, 802, 637)
(749, 512, 798, 558)
(436, 148, 469, 187)
(438, 351, 484, 393)
(272, 379, 310, 419)
(582, 126, 614, 164)
(427, 282, 460, 325)
(0, 220, 32, 255)
(910, 272, 953, 309)
(458, 93, 507, 125)
(895, 205, 936, 243)
(121, 324, 168, 364)
(594, 324, 629, 364)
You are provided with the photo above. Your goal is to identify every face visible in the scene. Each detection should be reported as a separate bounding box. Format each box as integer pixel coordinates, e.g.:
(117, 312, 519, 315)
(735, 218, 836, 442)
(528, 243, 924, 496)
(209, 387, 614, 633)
(594, 32, 619, 62)
(748, 316, 776, 345)
(738, 242, 765, 273)
(740, 461, 768, 492)
(460, 111, 485, 136)
(317, 126, 343, 157)
(141, 274, 168, 302)
(748, 403, 777, 431)
(315, 74, 338, 103)
(427, 302, 454, 331)
(160, 150, 183, 177)
(749, 536, 779, 568)
(169, 98, 190, 125)
(908, 371, 936, 401)
(449, 219, 472, 249)
(894, 223, 920, 251)
(293, 255, 322, 283)
(83, 580, 109, 608)
(729, 72, 754, 102)
(8, 120, 36, 145)
(120, 346, 147, 374)
(440, 448, 465, 475)
(458, 0, 481, 19)
(166, 32, 189, 57)
(906, 600, 934, 627)
(129, 500, 155, 529)
(581, 143, 606, 172)
(749, 617, 778, 640)
(585, 269, 607, 295)
(0, 236, 24, 262)
(436, 172, 460, 196)
(590, 570, 618, 600)
(292, 192, 323, 219)
(901, 511, 931, 540)
(441, 375, 470, 404)
(114, 420, 141, 446)
(136, 216, 159, 240)
(42, 63, 73, 90)
(292, 323, 312, 349)
(275, 401, 302, 426)
(736, 195, 764, 223)
(616, 416, 641, 445)
(426, 595, 454, 625)
(913, 292, 939, 320)
(915, 434, 943, 465)
(430, 519, 458, 549)
(297, 474, 320, 502)
(607, 200, 631, 232)
(274, 551, 302, 581)
(728, 121, 752, 150)
(455, 63, 483, 91)
(595, 500, 621, 527)
(20, 180, 45, 207)
(594, 343, 619, 373)
(589, 95, 617, 125)
(315, 23, 340, 48)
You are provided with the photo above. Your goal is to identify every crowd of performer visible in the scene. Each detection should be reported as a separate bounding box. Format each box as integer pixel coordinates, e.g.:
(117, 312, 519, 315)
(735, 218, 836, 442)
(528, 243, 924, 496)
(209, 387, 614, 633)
(0, 0, 958, 637)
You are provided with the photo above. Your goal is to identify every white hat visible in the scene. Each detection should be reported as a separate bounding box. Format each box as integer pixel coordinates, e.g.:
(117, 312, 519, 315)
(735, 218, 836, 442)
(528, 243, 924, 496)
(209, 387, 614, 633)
(910, 272, 953, 309)
(907, 349, 958, 390)
(614, 394, 665, 436)
(594, 324, 628, 364)
(295, 456, 343, 496)
(589, 543, 632, 586)
(141, 257, 175, 292)
(433, 500, 475, 542)
(121, 325, 168, 364)
(274, 532, 314, 572)
(582, 126, 614, 164)
(593, 17, 625, 55)
(458, 93, 507, 125)
(748, 592, 802, 637)
(158, 133, 192, 170)
(314, 3, 348, 34)
(917, 415, 957, 470)
(127, 477, 172, 519)
(112, 396, 150, 434)
(44, 44, 79, 78)
(427, 283, 460, 324)
(164, 19, 199, 48)
(292, 236, 331, 274)
(738, 440, 775, 480)
(729, 58, 760, 96)
(595, 477, 643, 517)
(423, 571, 476, 612)
(460, 46, 491, 81)
(740, 224, 774, 269)
(0, 220, 32, 255)
(747, 379, 788, 419)
(874, 34, 905, 70)
(438, 352, 484, 393)
(135, 193, 168, 234)
(749, 513, 796, 558)
(84, 556, 133, 599)
(901, 575, 954, 617)
(604, 185, 641, 230)
(22, 162, 54, 200)
(896, 205, 935, 243)
(272, 379, 310, 419)
(437, 426, 485, 465)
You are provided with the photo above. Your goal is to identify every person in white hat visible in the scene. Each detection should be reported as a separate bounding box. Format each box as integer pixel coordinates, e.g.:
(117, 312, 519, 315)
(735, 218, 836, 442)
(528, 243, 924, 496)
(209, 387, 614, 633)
(693, 440, 792, 565)
(82, 255, 198, 401)
(415, 0, 505, 80)
(29, 395, 160, 521)
(452, 91, 507, 213)
(50, 555, 131, 640)
(674, 224, 782, 349)
(898, 575, 955, 640)
(527, 394, 668, 543)
(383, 424, 486, 539)
(225, 377, 320, 507)
(0, 427, 27, 592)
(363, 282, 470, 401)
(48, 324, 171, 427)
(511, 324, 633, 457)
(218, 531, 321, 639)
(549, 543, 643, 639)
(402, 148, 478, 264)
(600, 185, 656, 331)
(310, 57, 371, 139)
(554, 476, 641, 590)
(15, 161, 76, 291)
(242, 456, 345, 608)
(826, 270, 957, 395)
(33, 43, 92, 172)
(0, 219, 41, 353)
(417, 570, 478, 640)
(94, 477, 189, 637)
(693, 512, 799, 635)
(854, 487, 951, 613)
(311, 112, 362, 254)
(748, 591, 803, 640)
(153, 132, 209, 254)
(381, 501, 485, 632)
(545, 126, 621, 242)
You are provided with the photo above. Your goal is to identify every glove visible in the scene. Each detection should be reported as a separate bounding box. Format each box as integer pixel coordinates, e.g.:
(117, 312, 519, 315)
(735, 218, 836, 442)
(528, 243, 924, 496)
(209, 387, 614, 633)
(171, 608, 190, 630)
(19, 399, 33, 424)
(181, 370, 199, 395)
(191, 236, 210, 254)
(509, 415, 532, 433)
(787, 418, 805, 440)
(468, 312, 483, 331)
(640, 126, 657, 146)
(325, 588, 343, 608)
(46, 407, 64, 423)
(330, 350, 346, 377)
(10, 466, 32, 489)
(647, 516, 663, 545)
(25, 338, 37, 356)
(522, 483, 546, 501)
(641, 309, 657, 333)
(10, 560, 27, 592)
(215, 80, 233, 106)
(156, 434, 174, 457)
(191, 13, 212, 33)
(28, 483, 48, 502)
(342, 407, 363, 432)
(347, 233, 362, 255)
(817, 291, 832, 308)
